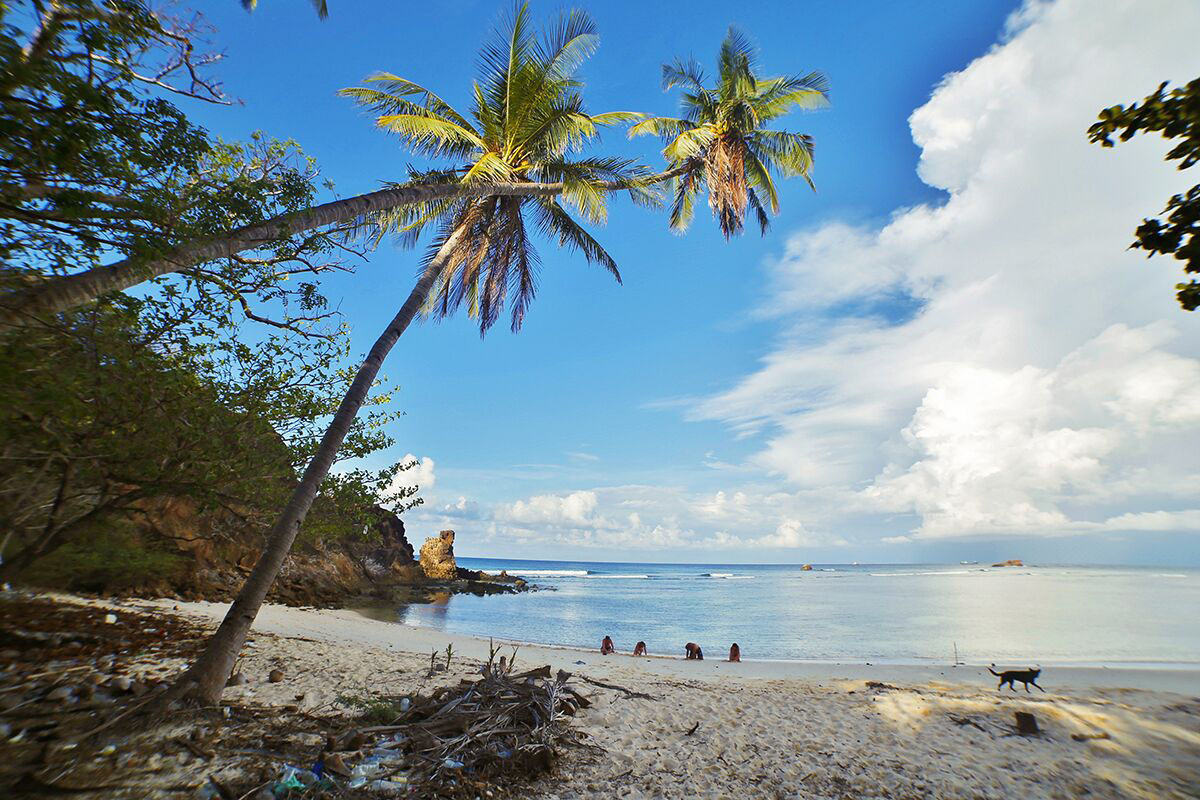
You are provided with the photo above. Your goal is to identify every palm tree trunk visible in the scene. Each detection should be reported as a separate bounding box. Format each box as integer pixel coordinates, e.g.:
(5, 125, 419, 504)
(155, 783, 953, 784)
(0, 181, 555, 331)
(171, 224, 467, 705)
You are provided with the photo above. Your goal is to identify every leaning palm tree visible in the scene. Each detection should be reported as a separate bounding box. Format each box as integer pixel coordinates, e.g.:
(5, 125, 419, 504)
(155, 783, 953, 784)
(171, 4, 650, 703)
(630, 28, 829, 238)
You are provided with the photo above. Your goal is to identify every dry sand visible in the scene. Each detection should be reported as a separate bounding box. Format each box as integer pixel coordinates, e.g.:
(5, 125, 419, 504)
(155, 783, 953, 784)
(94, 597, 1200, 800)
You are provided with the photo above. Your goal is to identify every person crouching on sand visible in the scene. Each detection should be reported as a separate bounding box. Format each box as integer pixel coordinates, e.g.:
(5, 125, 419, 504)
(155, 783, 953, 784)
(685, 642, 704, 660)
(633, 641, 647, 657)
(600, 635, 615, 655)
(729, 643, 741, 662)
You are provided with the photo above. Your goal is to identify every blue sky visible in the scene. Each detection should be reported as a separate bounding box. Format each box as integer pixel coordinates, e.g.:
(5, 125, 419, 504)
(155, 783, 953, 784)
(187, 0, 1200, 564)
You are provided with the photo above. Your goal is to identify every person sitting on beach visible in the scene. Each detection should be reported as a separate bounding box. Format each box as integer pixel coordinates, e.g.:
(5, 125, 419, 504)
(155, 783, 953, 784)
(728, 643, 741, 662)
(633, 641, 647, 657)
(685, 642, 704, 660)
(600, 635, 615, 655)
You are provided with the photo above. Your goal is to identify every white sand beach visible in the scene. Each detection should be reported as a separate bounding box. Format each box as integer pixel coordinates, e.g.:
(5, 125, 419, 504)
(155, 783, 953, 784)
(101, 597, 1200, 800)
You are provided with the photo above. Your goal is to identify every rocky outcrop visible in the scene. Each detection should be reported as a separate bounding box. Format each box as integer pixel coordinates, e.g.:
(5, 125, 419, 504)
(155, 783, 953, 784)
(19, 497, 528, 607)
(419, 530, 458, 580)
(373, 510, 415, 564)
(991, 559, 1024, 567)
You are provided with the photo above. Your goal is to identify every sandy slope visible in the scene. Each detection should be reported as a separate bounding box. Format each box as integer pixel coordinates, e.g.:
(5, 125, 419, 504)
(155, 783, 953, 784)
(112, 598, 1200, 799)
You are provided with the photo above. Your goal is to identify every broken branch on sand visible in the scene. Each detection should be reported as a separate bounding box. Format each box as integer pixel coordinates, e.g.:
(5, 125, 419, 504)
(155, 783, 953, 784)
(575, 675, 660, 700)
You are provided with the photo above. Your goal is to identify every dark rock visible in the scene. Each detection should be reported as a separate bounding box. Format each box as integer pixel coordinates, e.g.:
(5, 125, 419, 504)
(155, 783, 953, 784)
(373, 507, 415, 564)
(1015, 711, 1039, 734)
(268, 668, 285, 683)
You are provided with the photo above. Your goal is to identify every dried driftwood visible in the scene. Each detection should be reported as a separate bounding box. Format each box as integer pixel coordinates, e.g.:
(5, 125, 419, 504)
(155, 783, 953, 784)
(323, 643, 592, 797)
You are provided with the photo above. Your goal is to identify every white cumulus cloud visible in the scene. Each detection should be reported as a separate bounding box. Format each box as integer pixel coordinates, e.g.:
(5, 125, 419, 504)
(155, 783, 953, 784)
(696, 0, 1200, 542)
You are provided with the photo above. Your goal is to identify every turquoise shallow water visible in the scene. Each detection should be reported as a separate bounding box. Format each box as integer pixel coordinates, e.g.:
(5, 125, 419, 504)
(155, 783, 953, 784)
(376, 560, 1200, 666)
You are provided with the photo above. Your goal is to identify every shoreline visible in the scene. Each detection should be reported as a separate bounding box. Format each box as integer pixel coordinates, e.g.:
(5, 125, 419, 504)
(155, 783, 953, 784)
(357, 606, 1200, 671)
(20, 592, 1200, 798)
(123, 596, 1200, 695)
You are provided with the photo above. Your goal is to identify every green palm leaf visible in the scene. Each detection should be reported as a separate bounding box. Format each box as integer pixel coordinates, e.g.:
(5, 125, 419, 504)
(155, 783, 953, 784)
(374, 114, 484, 159)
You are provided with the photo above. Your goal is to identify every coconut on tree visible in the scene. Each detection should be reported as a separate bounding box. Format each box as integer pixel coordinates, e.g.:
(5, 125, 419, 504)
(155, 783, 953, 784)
(631, 28, 829, 238)
(171, 3, 652, 703)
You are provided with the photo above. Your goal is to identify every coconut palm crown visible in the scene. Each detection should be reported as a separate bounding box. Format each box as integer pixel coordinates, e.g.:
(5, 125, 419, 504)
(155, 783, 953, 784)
(630, 28, 829, 238)
(340, 4, 651, 334)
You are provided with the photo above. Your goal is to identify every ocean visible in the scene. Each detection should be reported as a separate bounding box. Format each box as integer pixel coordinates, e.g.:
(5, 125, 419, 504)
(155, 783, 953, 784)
(371, 559, 1200, 667)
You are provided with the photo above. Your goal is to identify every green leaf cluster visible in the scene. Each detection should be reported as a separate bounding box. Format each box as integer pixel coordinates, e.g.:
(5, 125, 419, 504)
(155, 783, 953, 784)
(1089, 78, 1200, 310)
(0, 1, 352, 332)
(0, 287, 416, 579)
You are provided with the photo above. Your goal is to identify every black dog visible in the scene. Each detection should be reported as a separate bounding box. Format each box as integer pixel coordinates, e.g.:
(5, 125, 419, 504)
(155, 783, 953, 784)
(989, 664, 1045, 692)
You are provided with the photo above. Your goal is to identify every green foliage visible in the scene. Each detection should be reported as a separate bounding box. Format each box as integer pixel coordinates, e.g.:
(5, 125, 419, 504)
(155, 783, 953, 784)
(302, 459, 424, 546)
(0, 1, 419, 578)
(0, 289, 413, 577)
(1089, 78, 1200, 310)
(631, 28, 828, 238)
(21, 523, 185, 592)
(335, 691, 409, 724)
(340, 3, 655, 335)
(0, 0, 211, 276)
(0, 1, 352, 332)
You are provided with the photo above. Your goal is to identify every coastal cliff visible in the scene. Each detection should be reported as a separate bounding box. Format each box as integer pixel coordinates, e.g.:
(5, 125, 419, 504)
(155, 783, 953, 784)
(16, 499, 525, 607)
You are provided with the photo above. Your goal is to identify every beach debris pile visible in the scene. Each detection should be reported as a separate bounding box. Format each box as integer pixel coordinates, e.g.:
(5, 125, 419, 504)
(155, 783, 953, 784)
(310, 645, 592, 797)
(0, 592, 213, 794)
(1, 593, 594, 798)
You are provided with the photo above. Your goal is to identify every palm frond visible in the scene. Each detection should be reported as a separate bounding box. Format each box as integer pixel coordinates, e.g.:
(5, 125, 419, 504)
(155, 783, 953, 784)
(375, 114, 484, 159)
(533, 197, 620, 281)
(351, 72, 476, 130)
(590, 111, 646, 126)
(515, 97, 598, 158)
(476, 3, 536, 136)
(717, 27, 758, 100)
(662, 124, 717, 162)
(667, 171, 701, 233)
(662, 57, 707, 91)
(558, 173, 607, 224)
(460, 151, 518, 184)
(424, 199, 498, 319)
(749, 130, 815, 181)
(628, 115, 693, 141)
(535, 157, 663, 208)
(743, 147, 779, 213)
(749, 72, 830, 120)
(374, 195, 464, 249)
(746, 186, 770, 235)
(536, 8, 600, 82)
